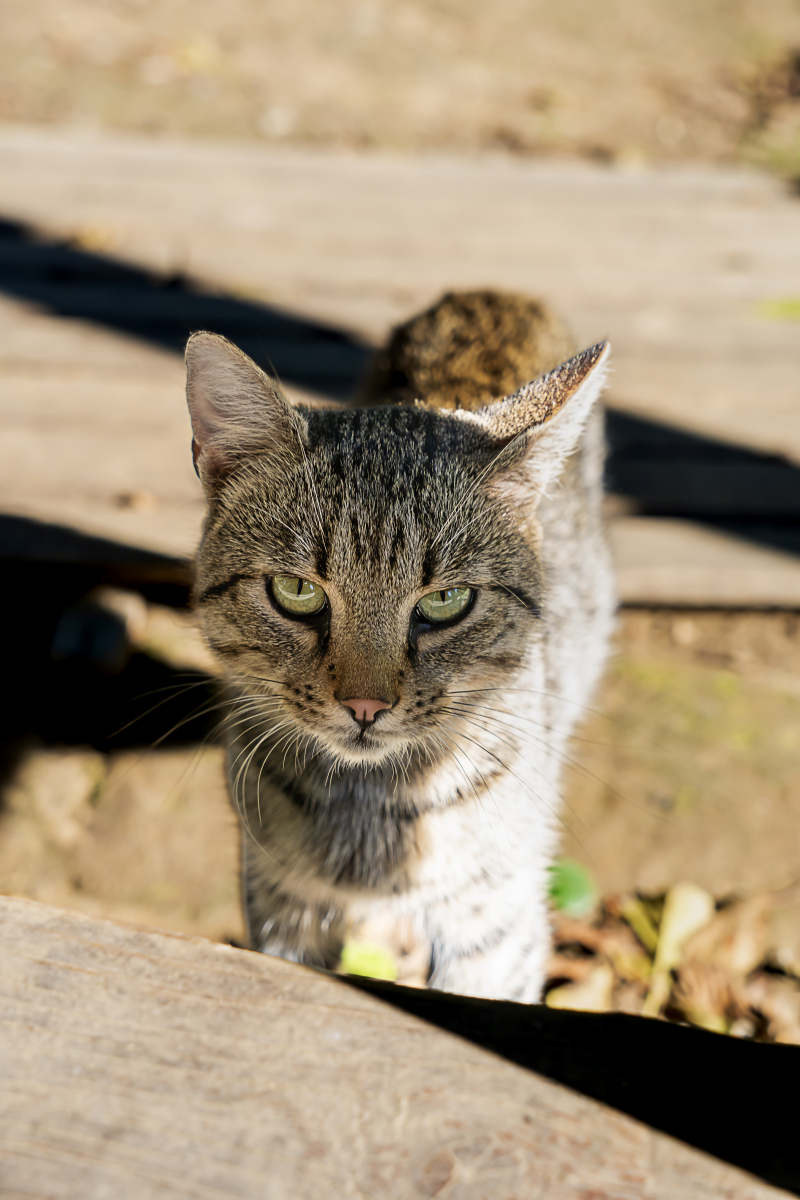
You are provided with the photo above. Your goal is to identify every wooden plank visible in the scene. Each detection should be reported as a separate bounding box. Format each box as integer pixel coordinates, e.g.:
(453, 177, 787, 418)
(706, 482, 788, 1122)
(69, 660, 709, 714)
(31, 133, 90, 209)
(353, 975, 800, 1196)
(610, 517, 800, 607)
(1, 127, 800, 605)
(1, 127, 797, 460)
(0, 895, 790, 1200)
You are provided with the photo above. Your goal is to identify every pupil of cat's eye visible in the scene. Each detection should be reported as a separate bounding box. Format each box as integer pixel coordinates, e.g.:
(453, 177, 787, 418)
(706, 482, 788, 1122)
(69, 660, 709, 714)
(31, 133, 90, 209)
(417, 586, 473, 624)
(271, 575, 326, 616)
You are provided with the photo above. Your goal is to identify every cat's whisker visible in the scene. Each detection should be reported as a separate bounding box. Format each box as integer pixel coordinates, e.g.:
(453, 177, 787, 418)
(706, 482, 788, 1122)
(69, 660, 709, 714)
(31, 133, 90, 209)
(294, 732, 309, 775)
(220, 702, 289, 739)
(131, 675, 216, 702)
(132, 696, 239, 752)
(487, 579, 536, 612)
(230, 719, 290, 783)
(274, 727, 303, 770)
(444, 700, 594, 804)
(442, 702, 559, 785)
(443, 719, 566, 832)
(294, 425, 327, 548)
(448, 686, 667, 749)
(238, 672, 293, 688)
(437, 506, 497, 557)
(446, 696, 631, 749)
(110, 677, 221, 739)
(441, 706, 586, 837)
(222, 697, 287, 721)
(252, 722, 309, 827)
(436, 730, 506, 851)
(255, 738, 274, 828)
(442, 707, 615, 856)
(445, 700, 667, 825)
(234, 722, 296, 845)
(269, 513, 315, 556)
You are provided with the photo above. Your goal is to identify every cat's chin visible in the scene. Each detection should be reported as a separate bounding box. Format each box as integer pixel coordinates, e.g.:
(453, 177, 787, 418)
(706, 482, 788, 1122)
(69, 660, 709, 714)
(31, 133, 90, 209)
(320, 730, 411, 771)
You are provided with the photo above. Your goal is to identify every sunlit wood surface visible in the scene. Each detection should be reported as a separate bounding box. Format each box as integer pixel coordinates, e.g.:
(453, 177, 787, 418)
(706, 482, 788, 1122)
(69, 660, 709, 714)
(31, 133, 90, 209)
(0, 126, 799, 603)
(0, 895, 791, 1199)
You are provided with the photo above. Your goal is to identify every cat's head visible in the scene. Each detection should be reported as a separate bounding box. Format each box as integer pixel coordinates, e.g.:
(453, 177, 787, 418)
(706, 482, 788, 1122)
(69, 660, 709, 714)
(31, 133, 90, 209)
(186, 334, 609, 771)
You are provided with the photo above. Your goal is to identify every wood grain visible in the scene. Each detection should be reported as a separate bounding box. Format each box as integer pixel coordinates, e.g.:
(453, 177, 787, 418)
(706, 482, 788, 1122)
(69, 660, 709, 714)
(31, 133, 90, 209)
(1, 129, 800, 605)
(0, 895, 790, 1199)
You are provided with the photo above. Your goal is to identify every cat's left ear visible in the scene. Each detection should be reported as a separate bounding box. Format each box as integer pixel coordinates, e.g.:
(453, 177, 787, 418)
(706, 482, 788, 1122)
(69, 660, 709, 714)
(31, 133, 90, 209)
(185, 332, 307, 494)
(469, 342, 610, 506)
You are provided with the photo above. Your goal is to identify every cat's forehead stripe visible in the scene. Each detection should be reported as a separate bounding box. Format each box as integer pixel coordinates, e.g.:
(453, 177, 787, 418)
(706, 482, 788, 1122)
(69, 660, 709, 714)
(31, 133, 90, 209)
(302, 405, 479, 577)
(207, 401, 517, 589)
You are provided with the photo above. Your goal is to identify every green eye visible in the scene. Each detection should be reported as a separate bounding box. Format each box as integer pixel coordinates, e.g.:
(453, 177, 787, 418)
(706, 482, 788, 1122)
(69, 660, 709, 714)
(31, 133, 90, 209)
(272, 575, 327, 617)
(417, 587, 473, 624)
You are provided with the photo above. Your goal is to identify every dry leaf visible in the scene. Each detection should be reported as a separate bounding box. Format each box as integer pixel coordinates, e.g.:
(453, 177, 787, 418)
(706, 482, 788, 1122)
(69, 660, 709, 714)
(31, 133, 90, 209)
(544, 880, 800, 1041)
(613, 981, 647, 1015)
(672, 961, 738, 1034)
(684, 894, 770, 977)
(553, 914, 652, 982)
(545, 953, 594, 984)
(546, 961, 615, 1013)
(744, 972, 800, 1045)
(615, 895, 660, 955)
(643, 883, 715, 1017)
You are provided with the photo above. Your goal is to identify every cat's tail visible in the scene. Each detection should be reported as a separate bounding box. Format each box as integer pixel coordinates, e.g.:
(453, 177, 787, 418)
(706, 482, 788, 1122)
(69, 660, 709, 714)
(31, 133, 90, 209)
(357, 289, 575, 412)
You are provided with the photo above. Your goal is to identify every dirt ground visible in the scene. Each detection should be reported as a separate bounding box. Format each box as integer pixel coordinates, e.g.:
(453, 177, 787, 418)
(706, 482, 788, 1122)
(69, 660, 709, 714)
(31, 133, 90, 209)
(562, 609, 800, 961)
(2, 0, 800, 177)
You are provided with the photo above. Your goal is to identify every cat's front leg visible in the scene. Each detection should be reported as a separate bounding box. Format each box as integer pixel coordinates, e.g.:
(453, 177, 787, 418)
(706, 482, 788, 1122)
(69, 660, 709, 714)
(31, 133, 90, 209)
(423, 884, 552, 1003)
(242, 852, 346, 970)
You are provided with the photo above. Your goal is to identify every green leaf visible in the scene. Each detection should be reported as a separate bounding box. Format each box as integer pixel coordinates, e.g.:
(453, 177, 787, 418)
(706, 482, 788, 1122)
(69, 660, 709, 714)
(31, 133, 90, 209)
(548, 858, 598, 918)
(340, 941, 398, 982)
(756, 298, 800, 321)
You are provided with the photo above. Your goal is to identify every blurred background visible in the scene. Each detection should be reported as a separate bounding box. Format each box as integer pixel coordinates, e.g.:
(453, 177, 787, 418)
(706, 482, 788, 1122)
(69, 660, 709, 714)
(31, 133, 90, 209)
(1, 0, 800, 1037)
(2, 0, 800, 171)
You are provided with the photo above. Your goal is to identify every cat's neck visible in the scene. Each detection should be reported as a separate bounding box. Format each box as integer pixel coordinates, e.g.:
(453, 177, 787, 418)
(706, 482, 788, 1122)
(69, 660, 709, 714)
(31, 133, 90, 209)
(230, 717, 456, 818)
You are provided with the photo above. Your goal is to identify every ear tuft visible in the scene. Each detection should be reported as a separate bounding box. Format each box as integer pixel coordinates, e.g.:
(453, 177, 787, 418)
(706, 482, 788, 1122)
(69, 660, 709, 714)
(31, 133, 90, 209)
(477, 342, 609, 444)
(472, 341, 610, 507)
(185, 332, 306, 492)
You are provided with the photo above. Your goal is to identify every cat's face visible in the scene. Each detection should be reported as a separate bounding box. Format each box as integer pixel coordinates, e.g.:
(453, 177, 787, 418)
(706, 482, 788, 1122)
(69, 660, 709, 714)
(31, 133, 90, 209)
(196, 404, 543, 769)
(187, 334, 608, 773)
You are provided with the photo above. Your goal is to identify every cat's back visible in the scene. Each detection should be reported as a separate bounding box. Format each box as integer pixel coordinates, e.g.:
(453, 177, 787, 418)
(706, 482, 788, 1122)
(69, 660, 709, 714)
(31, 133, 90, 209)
(358, 290, 574, 411)
(357, 288, 604, 547)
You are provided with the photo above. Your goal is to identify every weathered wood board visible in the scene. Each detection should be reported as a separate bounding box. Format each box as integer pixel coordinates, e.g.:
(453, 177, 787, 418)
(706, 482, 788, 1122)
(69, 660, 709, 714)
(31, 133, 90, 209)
(1, 126, 800, 604)
(0, 895, 792, 1199)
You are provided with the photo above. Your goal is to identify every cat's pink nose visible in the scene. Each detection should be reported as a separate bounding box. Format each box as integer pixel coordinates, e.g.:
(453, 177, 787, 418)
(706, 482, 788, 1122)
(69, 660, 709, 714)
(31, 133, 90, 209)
(341, 697, 391, 725)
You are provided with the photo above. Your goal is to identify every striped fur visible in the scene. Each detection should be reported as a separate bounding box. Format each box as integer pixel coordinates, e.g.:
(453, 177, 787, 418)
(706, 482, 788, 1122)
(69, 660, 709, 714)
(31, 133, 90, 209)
(186, 291, 614, 1001)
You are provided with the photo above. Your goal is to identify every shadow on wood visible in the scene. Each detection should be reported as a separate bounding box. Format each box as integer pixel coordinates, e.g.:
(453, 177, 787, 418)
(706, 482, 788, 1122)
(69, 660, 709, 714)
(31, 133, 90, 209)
(351, 976, 800, 1195)
(0, 516, 214, 793)
(0, 215, 372, 400)
(1, 213, 800, 562)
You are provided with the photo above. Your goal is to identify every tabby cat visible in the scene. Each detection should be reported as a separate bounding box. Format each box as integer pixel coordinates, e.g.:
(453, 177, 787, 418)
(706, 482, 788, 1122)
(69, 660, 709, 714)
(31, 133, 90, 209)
(186, 291, 613, 1002)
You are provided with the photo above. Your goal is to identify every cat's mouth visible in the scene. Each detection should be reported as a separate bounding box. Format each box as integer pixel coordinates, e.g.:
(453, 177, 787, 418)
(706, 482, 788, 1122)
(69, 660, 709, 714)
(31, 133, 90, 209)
(341, 727, 394, 762)
(320, 719, 410, 768)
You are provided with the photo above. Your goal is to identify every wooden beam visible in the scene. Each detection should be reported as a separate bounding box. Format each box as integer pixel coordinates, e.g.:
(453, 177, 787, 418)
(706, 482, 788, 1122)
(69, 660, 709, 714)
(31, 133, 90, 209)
(2, 132, 800, 606)
(0, 896, 791, 1198)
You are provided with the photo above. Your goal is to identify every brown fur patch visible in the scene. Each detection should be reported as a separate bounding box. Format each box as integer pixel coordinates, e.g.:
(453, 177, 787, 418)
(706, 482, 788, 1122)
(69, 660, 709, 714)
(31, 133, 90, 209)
(358, 290, 575, 411)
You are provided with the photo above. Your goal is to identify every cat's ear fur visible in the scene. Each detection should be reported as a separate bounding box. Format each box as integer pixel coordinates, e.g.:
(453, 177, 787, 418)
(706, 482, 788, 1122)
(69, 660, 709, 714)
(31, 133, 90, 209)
(468, 342, 610, 507)
(185, 332, 306, 493)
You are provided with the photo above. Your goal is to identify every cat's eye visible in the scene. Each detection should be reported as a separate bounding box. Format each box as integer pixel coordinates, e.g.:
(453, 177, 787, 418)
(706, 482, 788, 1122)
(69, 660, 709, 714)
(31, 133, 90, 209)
(417, 587, 473, 624)
(271, 575, 327, 617)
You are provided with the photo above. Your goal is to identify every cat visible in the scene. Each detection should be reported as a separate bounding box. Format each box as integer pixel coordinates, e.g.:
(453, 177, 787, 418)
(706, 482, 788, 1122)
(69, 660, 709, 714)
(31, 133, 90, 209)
(185, 290, 613, 1002)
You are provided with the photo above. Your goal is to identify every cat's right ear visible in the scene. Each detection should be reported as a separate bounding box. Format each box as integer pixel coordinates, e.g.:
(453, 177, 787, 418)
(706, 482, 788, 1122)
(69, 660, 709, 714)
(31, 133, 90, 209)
(185, 332, 306, 493)
(467, 342, 610, 508)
